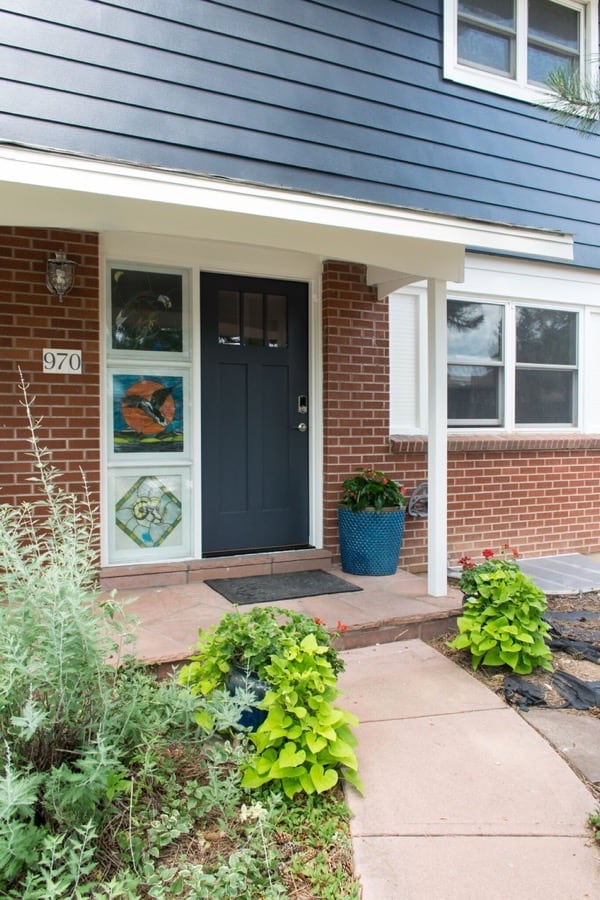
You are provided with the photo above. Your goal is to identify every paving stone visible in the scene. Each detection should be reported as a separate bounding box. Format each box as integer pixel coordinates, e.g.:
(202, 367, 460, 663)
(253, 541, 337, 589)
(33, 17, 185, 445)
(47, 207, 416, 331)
(524, 708, 600, 785)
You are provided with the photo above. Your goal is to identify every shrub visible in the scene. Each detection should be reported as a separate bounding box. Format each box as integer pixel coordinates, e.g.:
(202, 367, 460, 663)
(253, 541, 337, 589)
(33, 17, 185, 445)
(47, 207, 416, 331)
(181, 609, 361, 798)
(448, 549, 553, 674)
(0, 377, 362, 896)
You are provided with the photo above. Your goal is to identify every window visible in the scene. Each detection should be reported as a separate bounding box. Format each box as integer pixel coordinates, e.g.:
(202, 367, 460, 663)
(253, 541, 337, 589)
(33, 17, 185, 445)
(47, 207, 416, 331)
(448, 299, 578, 427)
(444, 0, 597, 103)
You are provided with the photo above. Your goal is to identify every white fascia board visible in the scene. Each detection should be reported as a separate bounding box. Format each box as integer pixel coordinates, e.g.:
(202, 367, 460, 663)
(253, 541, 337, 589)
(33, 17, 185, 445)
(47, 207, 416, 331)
(0, 146, 573, 274)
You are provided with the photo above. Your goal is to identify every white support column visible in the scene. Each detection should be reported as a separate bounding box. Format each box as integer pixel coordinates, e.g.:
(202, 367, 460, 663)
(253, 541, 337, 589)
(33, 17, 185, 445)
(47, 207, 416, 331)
(427, 278, 448, 596)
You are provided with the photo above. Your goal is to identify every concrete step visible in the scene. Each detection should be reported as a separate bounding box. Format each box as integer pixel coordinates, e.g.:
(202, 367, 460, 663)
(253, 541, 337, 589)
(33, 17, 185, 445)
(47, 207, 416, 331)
(100, 547, 333, 591)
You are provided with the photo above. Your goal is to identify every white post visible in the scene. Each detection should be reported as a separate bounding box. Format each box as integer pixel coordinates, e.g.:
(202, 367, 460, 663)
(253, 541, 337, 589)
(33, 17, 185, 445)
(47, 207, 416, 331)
(427, 278, 448, 596)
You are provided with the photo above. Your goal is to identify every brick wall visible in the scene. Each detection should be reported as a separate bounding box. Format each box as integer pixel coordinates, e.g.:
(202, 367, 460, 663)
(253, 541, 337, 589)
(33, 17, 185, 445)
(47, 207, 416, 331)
(390, 432, 600, 570)
(323, 261, 600, 572)
(321, 261, 427, 568)
(0, 227, 100, 509)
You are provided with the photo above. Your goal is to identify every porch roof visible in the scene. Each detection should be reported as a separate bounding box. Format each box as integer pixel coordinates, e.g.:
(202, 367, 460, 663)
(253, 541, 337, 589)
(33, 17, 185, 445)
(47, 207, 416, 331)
(0, 144, 573, 293)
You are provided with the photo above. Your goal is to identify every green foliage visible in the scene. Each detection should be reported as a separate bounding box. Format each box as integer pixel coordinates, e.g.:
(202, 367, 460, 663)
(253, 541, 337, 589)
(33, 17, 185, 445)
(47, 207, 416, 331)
(242, 633, 362, 798)
(589, 808, 600, 842)
(179, 605, 345, 697)
(545, 65, 600, 133)
(448, 550, 553, 674)
(1, 377, 362, 896)
(181, 609, 361, 798)
(341, 466, 407, 512)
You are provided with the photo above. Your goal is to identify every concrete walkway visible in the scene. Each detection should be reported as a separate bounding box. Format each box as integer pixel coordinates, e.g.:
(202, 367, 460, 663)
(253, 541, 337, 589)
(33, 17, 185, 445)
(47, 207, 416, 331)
(340, 640, 600, 900)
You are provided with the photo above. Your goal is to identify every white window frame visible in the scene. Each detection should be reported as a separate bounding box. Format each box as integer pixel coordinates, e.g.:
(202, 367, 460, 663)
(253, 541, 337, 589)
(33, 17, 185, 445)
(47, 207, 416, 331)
(443, 0, 598, 104)
(447, 297, 580, 429)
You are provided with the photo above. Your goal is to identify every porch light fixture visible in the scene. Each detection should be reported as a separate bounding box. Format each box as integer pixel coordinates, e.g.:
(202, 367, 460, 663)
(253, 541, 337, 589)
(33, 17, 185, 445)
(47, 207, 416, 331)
(46, 250, 77, 300)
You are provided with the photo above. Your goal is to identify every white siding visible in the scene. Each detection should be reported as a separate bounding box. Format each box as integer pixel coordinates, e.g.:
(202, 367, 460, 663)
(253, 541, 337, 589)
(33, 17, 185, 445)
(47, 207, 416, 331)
(584, 311, 600, 431)
(389, 290, 426, 433)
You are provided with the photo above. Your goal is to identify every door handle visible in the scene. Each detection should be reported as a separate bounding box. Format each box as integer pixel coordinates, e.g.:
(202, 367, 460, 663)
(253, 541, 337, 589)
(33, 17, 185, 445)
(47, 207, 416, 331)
(295, 422, 308, 432)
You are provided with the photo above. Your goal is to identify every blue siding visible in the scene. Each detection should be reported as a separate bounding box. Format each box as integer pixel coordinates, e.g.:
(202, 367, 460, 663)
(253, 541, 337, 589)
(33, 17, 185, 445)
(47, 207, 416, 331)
(1, 0, 599, 266)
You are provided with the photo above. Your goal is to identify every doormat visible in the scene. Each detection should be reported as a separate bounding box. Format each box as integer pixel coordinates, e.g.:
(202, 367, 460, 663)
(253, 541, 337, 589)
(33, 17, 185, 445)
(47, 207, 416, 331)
(205, 569, 363, 605)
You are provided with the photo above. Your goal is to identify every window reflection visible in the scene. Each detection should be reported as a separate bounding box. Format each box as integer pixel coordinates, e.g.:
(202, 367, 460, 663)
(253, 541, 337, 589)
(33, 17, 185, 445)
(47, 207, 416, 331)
(447, 300, 503, 360)
(516, 369, 574, 423)
(458, 0, 516, 75)
(516, 307, 576, 364)
(266, 294, 287, 348)
(218, 290, 289, 348)
(448, 365, 500, 422)
(243, 292, 264, 346)
(217, 291, 240, 344)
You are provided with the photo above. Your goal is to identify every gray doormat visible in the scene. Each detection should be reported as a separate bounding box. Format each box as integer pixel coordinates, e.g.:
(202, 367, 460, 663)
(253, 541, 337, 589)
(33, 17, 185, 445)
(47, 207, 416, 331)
(205, 569, 363, 605)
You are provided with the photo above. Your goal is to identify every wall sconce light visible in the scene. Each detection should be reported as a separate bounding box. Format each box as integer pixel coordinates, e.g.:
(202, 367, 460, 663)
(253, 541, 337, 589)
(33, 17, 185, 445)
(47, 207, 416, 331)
(46, 251, 77, 300)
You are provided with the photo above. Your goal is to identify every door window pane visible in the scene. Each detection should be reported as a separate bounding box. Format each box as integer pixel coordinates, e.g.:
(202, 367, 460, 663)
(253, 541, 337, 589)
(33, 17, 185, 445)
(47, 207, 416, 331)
(448, 365, 501, 421)
(243, 292, 263, 346)
(516, 369, 575, 423)
(266, 294, 288, 347)
(516, 307, 576, 364)
(218, 290, 240, 344)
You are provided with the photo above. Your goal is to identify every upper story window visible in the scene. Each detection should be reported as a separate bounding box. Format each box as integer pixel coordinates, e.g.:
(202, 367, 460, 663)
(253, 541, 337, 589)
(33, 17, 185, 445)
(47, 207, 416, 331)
(444, 0, 597, 103)
(448, 299, 578, 427)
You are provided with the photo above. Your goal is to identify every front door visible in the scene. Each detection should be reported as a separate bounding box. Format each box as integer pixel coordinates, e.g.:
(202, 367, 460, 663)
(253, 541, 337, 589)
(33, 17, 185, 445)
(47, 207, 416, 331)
(200, 272, 309, 555)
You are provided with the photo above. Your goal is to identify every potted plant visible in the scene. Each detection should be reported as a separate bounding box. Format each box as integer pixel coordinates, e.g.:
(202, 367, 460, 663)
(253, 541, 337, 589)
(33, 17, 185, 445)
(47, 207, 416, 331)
(447, 548, 553, 674)
(338, 466, 408, 575)
(179, 607, 361, 798)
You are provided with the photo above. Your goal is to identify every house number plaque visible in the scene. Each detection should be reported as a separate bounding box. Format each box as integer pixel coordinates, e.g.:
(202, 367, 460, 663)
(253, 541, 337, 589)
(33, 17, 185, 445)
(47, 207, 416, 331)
(43, 348, 82, 374)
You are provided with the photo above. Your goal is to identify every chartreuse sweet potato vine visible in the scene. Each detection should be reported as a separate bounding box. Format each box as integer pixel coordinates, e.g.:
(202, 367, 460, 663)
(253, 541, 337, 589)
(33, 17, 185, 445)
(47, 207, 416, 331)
(242, 632, 362, 798)
(448, 549, 553, 675)
(180, 609, 362, 799)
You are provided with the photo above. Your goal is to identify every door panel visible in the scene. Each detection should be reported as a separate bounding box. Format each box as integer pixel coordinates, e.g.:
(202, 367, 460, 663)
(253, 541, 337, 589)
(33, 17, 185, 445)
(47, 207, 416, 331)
(201, 273, 309, 554)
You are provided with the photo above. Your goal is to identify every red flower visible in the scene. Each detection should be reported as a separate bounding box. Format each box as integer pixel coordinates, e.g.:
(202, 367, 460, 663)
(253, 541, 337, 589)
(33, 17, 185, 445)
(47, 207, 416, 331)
(458, 555, 474, 569)
(313, 617, 326, 627)
(336, 620, 348, 633)
(482, 548, 495, 559)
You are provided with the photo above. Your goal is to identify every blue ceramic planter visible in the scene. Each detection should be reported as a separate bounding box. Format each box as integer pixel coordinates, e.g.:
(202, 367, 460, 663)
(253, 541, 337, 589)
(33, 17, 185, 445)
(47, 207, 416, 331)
(227, 664, 268, 730)
(338, 506, 406, 576)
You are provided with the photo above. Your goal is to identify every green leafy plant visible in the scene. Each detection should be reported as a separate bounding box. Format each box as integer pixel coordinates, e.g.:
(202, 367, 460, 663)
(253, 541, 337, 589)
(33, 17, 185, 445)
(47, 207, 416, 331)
(448, 548, 553, 674)
(179, 605, 345, 697)
(341, 466, 407, 512)
(241, 632, 362, 798)
(589, 808, 600, 842)
(180, 608, 361, 798)
(1, 377, 363, 897)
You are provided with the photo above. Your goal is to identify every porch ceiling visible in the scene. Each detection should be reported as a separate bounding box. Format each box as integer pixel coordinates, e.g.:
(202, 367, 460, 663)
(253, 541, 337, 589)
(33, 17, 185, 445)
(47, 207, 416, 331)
(0, 145, 573, 290)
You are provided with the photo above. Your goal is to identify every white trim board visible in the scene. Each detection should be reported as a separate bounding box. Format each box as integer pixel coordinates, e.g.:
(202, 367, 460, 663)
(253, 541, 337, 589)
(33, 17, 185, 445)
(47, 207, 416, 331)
(0, 146, 573, 290)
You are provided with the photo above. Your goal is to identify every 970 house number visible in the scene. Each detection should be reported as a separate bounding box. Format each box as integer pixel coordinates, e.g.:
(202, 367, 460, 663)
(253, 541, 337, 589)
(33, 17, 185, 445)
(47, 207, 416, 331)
(43, 349, 82, 374)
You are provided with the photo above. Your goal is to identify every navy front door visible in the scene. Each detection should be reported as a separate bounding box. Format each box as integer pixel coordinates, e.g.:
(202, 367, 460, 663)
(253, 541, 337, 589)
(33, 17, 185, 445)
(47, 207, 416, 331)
(200, 272, 309, 555)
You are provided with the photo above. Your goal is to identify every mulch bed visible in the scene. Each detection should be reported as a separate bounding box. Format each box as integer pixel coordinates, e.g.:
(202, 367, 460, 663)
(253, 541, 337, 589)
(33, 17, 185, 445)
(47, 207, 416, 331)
(431, 590, 600, 715)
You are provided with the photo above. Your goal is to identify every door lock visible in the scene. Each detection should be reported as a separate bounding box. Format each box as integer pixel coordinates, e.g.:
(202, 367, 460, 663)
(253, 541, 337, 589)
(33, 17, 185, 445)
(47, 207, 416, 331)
(296, 422, 308, 432)
(297, 395, 308, 414)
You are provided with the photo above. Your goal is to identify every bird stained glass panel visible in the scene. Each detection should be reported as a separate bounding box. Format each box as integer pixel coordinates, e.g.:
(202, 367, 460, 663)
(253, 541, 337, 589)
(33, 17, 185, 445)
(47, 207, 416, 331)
(112, 374, 184, 453)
